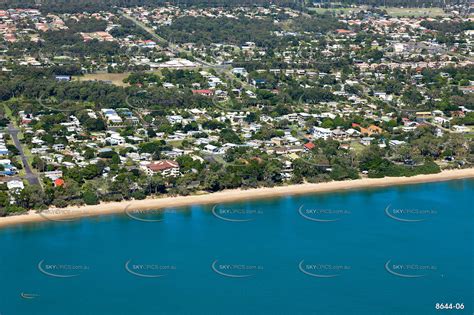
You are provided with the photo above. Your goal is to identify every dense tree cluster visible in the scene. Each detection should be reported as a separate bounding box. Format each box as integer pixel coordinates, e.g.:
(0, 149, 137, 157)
(1, 0, 306, 13)
(158, 16, 281, 47)
(339, 0, 461, 7)
(65, 17, 108, 33)
(292, 13, 346, 34)
(109, 17, 152, 39)
(420, 20, 474, 34)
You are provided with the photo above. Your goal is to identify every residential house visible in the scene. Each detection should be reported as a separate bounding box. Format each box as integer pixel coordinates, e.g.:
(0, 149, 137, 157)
(312, 127, 332, 140)
(304, 142, 315, 151)
(143, 160, 180, 177)
(7, 180, 24, 191)
(360, 137, 374, 146)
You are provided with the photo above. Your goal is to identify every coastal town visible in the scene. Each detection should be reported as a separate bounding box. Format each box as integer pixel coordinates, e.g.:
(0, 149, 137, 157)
(0, 1, 473, 214)
(1, 2, 473, 315)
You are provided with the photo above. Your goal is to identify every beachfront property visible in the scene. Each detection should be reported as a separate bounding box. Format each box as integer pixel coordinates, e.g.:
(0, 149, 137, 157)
(0, 1, 471, 214)
(142, 160, 180, 177)
(0, 2, 473, 314)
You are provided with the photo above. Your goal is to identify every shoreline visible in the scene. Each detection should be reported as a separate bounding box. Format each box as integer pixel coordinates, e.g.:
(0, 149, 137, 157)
(1, 168, 473, 229)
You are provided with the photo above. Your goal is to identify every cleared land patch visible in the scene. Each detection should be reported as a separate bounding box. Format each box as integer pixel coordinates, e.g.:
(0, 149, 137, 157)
(74, 73, 130, 87)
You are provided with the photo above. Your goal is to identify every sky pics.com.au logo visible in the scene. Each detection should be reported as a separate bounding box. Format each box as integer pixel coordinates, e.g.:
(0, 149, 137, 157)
(385, 204, 438, 223)
(125, 259, 177, 278)
(211, 260, 264, 278)
(298, 204, 351, 222)
(385, 259, 438, 278)
(124, 204, 178, 223)
(37, 260, 90, 278)
(298, 260, 351, 278)
(211, 205, 264, 222)
(38, 209, 89, 223)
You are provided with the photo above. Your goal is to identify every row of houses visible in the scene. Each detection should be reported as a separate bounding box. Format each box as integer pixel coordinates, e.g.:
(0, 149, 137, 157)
(0, 133, 9, 157)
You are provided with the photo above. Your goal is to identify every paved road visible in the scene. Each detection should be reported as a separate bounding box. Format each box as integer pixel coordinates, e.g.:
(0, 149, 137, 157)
(119, 11, 252, 89)
(120, 12, 211, 66)
(7, 123, 41, 186)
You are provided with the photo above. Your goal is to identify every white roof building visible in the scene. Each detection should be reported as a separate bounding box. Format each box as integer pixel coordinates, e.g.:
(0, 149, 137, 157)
(7, 180, 24, 191)
(312, 127, 332, 140)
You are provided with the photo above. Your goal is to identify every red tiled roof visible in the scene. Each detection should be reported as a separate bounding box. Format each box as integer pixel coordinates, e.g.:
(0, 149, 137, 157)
(147, 160, 179, 171)
(192, 89, 214, 95)
(304, 142, 315, 150)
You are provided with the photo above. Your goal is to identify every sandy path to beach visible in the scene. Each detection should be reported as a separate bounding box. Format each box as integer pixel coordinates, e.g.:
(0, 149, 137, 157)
(1, 168, 473, 229)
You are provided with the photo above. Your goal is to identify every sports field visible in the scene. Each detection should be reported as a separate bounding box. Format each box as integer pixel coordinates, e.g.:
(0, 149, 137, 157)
(309, 6, 447, 17)
(384, 7, 447, 17)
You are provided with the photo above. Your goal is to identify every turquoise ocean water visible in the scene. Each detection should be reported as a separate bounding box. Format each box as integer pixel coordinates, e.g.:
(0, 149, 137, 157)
(0, 179, 473, 315)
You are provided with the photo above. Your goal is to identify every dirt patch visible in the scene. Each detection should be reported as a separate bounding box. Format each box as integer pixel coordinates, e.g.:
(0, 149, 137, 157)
(74, 73, 130, 87)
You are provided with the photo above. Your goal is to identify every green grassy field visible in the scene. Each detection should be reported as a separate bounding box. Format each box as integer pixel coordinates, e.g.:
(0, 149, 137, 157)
(308, 7, 364, 14)
(383, 7, 447, 17)
(350, 140, 366, 155)
(308, 6, 447, 17)
(3, 103, 13, 120)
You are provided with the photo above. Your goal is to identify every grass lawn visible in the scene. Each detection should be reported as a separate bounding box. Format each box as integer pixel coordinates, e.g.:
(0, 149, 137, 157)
(383, 7, 447, 17)
(463, 132, 474, 140)
(166, 140, 184, 148)
(3, 103, 18, 128)
(309, 6, 448, 17)
(212, 155, 227, 165)
(21, 142, 35, 165)
(3, 103, 13, 119)
(350, 140, 366, 155)
(308, 7, 364, 14)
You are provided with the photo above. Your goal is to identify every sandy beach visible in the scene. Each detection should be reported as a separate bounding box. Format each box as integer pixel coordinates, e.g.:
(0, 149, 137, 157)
(1, 168, 473, 229)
